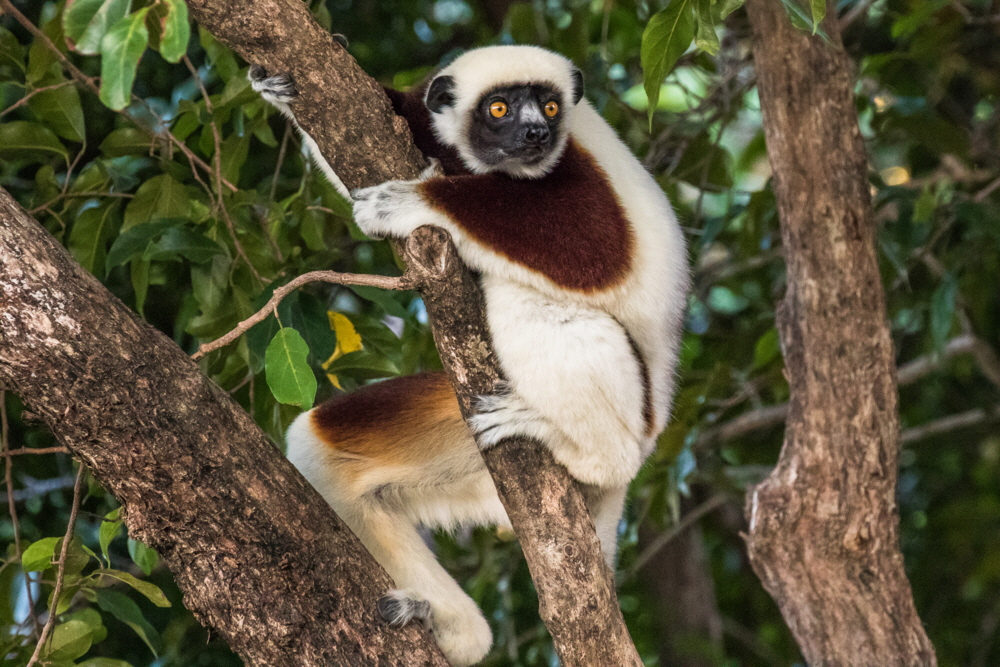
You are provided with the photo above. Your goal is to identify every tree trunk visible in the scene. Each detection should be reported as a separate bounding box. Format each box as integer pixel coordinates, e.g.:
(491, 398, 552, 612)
(742, 1, 938, 664)
(0, 188, 449, 666)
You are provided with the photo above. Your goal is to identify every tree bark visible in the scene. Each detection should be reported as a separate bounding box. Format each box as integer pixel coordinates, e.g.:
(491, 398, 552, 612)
(0, 188, 449, 666)
(743, 1, 938, 664)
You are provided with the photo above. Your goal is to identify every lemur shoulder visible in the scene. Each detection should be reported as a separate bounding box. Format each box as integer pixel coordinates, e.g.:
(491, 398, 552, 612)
(249, 45, 689, 667)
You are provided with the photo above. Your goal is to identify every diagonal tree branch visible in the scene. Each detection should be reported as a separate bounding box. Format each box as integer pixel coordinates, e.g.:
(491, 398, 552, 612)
(0, 187, 449, 666)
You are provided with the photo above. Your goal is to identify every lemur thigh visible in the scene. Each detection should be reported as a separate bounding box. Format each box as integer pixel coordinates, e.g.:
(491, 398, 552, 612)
(475, 278, 647, 489)
(285, 374, 495, 666)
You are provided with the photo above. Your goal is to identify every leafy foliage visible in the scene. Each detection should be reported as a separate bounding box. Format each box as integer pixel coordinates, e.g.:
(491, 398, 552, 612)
(2, 0, 1000, 666)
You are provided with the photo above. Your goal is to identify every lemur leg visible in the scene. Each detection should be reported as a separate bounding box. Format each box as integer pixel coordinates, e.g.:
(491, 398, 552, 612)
(284, 374, 497, 666)
(247, 66, 351, 199)
(470, 278, 648, 489)
(581, 484, 629, 569)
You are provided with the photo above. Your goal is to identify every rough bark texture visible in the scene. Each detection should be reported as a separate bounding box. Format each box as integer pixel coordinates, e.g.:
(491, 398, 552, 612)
(0, 189, 448, 667)
(743, 1, 938, 665)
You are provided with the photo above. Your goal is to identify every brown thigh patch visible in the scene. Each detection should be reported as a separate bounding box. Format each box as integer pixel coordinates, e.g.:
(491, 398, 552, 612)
(310, 372, 466, 466)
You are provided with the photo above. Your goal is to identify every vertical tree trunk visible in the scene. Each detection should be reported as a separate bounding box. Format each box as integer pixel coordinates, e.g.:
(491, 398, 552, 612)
(742, 1, 937, 664)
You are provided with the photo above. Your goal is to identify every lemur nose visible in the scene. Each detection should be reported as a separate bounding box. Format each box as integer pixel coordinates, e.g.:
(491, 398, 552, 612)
(524, 125, 550, 144)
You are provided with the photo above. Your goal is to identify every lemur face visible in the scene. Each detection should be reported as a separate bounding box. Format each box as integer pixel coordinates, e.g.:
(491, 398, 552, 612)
(465, 84, 565, 171)
(424, 47, 584, 179)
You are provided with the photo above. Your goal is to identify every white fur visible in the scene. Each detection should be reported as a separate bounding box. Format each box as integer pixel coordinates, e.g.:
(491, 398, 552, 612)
(248, 70, 352, 199)
(273, 46, 689, 666)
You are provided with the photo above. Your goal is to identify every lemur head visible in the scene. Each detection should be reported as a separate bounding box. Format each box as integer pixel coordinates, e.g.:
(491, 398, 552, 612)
(425, 46, 584, 179)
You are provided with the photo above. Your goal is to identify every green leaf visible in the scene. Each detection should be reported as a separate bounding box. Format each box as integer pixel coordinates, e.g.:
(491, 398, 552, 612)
(123, 174, 190, 230)
(325, 350, 400, 381)
(65, 0, 132, 55)
(127, 539, 159, 576)
(79, 659, 134, 667)
(641, 0, 695, 128)
(157, 0, 190, 63)
(99, 127, 151, 156)
(28, 81, 85, 142)
(63, 607, 106, 643)
(718, 0, 746, 19)
(247, 288, 337, 372)
(0, 121, 68, 160)
(94, 588, 162, 656)
(810, 0, 826, 33)
(99, 9, 150, 111)
(99, 507, 123, 564)
(930, 274, 958, 351)
(43, 619, 93, 662)
(61, 537, 92, 578)
(69, 202, 121, 276)
(0, 25, 25, 72)
(219, 134, 250, 183)
(131, 257, 150, 316)
(22, 537, 60, 571)
(347, 284, 411, 320)
(753, 329, 782, 369)
(693, 0, 720, 55)
(105, 217, 178, 271)
(142, 227, 224, 264)
(99, 569, 171, 607)
(265, 328, 317, 408)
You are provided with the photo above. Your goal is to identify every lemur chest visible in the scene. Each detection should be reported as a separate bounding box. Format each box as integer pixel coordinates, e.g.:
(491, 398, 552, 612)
(419, 141, 634, 292)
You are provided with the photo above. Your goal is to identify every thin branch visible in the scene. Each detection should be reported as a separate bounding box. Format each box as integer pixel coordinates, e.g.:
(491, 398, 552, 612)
(192, 270, 415, 360)
(2, 390, 40, 635)
(900, 404, 1000, 445)
(0, 474, 77, 504)
(270, 122, 293, 202)
(0, 80, 76, 119)
(698, 333, 1000, 448)
(25, 464, 86, 667)
(2, 446, 70, 456)
(618, 493, 729, 584)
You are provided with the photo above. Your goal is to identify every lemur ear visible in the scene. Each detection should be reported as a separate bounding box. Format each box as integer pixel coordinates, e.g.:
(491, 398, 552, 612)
(426, 75, 457, 113)
(571, 68, 584, 105)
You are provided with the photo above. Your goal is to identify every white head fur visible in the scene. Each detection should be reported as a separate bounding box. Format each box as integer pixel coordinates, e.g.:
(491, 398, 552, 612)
(426, 46, 583, 179)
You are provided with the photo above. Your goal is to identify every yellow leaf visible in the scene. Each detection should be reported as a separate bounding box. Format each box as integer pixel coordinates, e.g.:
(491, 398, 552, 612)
(323, 312, 362, 388)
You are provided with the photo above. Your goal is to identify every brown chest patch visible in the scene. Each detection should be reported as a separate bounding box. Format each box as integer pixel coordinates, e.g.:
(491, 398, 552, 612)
(418, 141, 634, 292)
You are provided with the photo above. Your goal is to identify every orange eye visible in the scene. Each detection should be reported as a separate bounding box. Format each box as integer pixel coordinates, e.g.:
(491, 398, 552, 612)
(544, 101, 559, 117)
(489, 101, 508, 118)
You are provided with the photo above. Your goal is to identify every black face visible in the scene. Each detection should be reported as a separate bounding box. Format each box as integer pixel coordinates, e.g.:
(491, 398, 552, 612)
(467, 84, 565, 169)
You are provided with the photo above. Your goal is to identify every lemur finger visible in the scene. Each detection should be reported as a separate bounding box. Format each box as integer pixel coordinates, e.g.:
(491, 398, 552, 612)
(419, 157, 445, 181)
(377, 590, 432, 629)
(247, 65, 299, 104)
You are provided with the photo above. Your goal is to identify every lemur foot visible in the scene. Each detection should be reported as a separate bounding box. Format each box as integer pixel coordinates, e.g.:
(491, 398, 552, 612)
(469, 384, 552, 450)
(248, 65, 298, 105)
(377, 590, 432, 629)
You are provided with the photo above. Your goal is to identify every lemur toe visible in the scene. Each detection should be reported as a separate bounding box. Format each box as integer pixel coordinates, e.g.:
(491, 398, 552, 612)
(377, 590, 432, 629)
